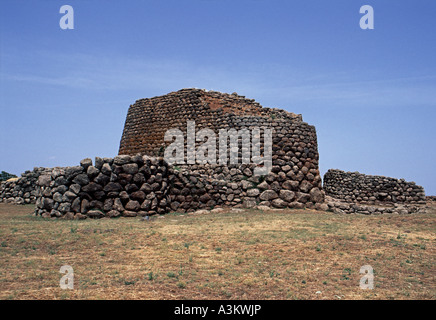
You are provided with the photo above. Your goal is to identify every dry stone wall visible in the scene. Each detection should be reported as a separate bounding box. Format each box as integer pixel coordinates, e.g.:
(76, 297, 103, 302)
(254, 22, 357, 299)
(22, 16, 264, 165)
(30, 84, 329, 219)
(5, 89, 428, 218)
(119, 88, 325, 211)
(169, 163, 326, 213)
(33, 153, 326, 219)
(34, 156, 171, 219)
(325, 195, 427, 215)
(2, 88, 326, 217)
(323, 169, 426, 205)
(0, 168, 51, 205)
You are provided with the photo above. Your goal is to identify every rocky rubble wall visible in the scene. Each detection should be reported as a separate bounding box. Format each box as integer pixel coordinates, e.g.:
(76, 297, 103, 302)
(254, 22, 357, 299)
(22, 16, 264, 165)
(118, 88, 325, 212)
(33, 153, 326, 219)
(426, 196, 436, 202)
(323, 169, 426, 205)
(34, 155, 171, 219)
(166, 113, 326, 212)
(325, 196, 427, 215)
(169, 163, 326, 213)
(0, 168, 51, 204)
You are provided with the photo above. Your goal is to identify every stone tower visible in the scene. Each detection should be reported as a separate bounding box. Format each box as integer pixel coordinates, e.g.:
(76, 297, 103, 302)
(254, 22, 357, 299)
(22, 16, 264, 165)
(119, 88, 325, 210)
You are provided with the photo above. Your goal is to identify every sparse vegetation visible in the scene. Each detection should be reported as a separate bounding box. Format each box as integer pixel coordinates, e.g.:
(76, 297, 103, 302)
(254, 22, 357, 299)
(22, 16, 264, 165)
(0, 202, 434, 300)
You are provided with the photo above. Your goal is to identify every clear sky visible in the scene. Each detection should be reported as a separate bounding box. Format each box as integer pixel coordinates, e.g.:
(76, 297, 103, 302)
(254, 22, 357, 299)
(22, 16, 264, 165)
(1, 0, 435, 194)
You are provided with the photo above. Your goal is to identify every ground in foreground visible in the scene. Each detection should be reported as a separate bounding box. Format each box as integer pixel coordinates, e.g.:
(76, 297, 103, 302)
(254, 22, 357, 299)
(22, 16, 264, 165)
(0, 203, 434, 300)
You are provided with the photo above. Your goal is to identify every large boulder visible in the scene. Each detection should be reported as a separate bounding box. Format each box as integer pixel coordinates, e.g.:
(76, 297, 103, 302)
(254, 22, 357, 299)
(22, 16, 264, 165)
(279, 190, 295, 202)
(309, 187, 324, 203)
(259, 190, 278, 201)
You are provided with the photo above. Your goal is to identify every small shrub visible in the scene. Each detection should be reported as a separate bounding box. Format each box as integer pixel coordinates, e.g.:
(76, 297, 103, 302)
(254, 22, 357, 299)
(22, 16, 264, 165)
(147, 272, 155, 281)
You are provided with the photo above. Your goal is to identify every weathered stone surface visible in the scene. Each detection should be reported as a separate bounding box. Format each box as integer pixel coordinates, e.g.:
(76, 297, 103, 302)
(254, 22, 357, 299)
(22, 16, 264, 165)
(199, 193, 212, 203)
(103, 182, 123, 193)
(54, 185, 68, 194)
(94, 157, 104, 170)
(42, 198, 54, 210)
(73, 174, 90, 186)
(122, 210, 137, 217)
(279, 190, 295, 202)
(81, 199, 90, 213)
(113, 198, 124, 212)
(243, 198, 257, 208)
(315, 203, 329, 211)
(103, 198, 114, 212)
(333, 207, 346, 214)
(140, 183, 152, 192)
(80, 158, 93, 170)
(296, 192, 310, 204)
(122, 163, 139, 175)
(54, 176, 68, 187)
(87, 210, 104, 219)
(53, 192, 63, 203)
(282, 180, 299, 190)
(272, 198, 287, 208)
(69, 184, 81, 194)
(62, 191, 77, 201)
(65, 166, 84, 177)
(131, 191, 146, 202)
(107, 210, 121, 218)
(246, 188, 259, 197)
(125, 200, 140, 211)
(309, 187, 324, 203)
(58, 202, 71, 213)
(101, 163, 112, 175)
(94, 173, 110, 185)
(257, 181, 269, 190)
(71, 197, 81, 213)
(114, 155, 131, 165)
(259, 190, 278, 201)
(324, 169, 425, 205)
(74, 213, 87, 220)
(241, 180, 254, 190)
(38, 175, 52, 187)
(299, 180, 313, 193)
(82, 182, 102, 193)
(62, 212, 75, 220)
(141, 199, 152, 210)
(87, 166, 100, 179)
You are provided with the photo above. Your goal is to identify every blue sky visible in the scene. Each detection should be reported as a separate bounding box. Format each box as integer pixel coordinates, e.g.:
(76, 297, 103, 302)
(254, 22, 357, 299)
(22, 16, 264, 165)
(0, 0, 435, 194)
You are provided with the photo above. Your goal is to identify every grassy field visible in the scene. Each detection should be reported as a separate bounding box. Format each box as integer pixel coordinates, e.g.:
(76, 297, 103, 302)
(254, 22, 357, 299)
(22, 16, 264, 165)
(0, 202, 434, 300)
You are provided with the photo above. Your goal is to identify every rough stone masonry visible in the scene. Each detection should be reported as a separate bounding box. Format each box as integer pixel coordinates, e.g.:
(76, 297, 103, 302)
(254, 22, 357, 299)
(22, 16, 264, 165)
(1, 88, 428, 218)
(323, 169, 426, 205)
(0, 168, 51, 205)
(322, 169, 427, 215)
(30, 88, 326, 219)
(119, 88, 326, 212)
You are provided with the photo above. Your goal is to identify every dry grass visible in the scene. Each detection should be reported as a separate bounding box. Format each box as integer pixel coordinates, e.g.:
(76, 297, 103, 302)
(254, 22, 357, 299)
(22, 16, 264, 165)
(0, 202, 435, 300)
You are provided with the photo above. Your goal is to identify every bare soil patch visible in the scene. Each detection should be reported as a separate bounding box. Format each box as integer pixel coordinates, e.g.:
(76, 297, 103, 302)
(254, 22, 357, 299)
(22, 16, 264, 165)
(0, 203, 434, 300)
